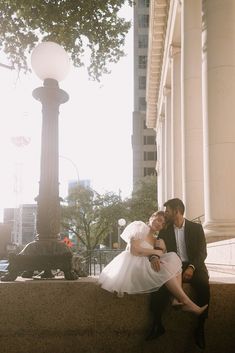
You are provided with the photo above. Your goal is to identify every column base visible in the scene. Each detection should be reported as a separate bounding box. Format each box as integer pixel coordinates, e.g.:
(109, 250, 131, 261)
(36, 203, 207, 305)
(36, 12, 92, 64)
(0, 239, 78, 281)
(203, 221, 235, 243)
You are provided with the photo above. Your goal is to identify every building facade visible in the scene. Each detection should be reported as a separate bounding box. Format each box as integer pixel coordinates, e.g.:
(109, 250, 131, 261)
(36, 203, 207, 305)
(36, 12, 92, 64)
(132, 0, 158, 188)
(4, 204, 37, 246)
(146, 0, 235, 241)
(0, 223, 11, 258)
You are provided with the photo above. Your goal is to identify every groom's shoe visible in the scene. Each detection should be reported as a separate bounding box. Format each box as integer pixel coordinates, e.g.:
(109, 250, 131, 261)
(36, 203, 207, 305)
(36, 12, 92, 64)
(145, 323, 165, 341)
(194, 324, 206, 350)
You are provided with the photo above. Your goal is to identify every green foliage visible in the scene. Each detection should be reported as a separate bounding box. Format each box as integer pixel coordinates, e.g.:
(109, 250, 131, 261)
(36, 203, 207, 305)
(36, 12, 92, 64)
(126, 175, 158, 223)
(61, 176, 158, 249)
(0, 0, 133, 80)
(61, 185, 126, 250)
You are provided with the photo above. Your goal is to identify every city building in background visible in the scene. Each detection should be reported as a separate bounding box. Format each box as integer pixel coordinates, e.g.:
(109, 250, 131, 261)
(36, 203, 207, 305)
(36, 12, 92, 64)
(132, 0, 157, 188)
(3, 208, 16, 244)
(68, 179, 91, 196)
(0, 223, 11, 258)
(68, 180, 79, 194)
(3, 204, 37, 246)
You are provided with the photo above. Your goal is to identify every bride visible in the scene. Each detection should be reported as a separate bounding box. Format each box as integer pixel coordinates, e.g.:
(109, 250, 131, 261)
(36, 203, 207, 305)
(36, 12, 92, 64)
(98, 211, 208, 315)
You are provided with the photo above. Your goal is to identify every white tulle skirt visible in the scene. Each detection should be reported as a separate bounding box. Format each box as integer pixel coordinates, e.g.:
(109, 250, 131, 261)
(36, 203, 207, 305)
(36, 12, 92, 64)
(98, 251, 182, 297)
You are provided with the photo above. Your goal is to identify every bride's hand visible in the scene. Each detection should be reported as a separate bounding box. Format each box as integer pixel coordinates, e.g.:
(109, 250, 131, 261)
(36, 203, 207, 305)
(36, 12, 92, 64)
(150, 256, 161, 272)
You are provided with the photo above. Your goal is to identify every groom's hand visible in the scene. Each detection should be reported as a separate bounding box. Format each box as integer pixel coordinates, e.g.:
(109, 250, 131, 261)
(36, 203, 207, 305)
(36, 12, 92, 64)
(182, 266, 194, 282)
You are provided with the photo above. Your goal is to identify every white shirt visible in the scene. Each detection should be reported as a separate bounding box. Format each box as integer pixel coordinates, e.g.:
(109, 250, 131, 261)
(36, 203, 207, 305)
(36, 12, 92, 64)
(174, 219, 189, 262)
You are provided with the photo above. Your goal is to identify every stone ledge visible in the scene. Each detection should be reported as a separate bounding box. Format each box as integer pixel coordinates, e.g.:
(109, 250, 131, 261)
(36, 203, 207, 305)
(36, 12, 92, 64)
(0, 278, 234, 353)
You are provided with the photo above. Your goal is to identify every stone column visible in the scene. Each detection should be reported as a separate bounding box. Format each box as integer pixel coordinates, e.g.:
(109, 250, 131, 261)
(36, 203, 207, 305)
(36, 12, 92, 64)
(181, 0, 204, 220)
(202, 0, 235, 240)
(163, 86, 172, 200)
(156, 114, 165, 208)
(170, 44, 183, 198)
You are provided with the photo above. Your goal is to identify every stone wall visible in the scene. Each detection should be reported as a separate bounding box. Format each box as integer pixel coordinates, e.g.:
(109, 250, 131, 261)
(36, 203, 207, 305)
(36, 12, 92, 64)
(0, 278, 234, 353)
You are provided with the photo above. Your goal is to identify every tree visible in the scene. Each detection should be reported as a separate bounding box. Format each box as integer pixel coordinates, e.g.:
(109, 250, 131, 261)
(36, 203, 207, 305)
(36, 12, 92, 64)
(61, 185, 126, 250)
(126, 175, 158, 222)
(0, 0, 133, 80)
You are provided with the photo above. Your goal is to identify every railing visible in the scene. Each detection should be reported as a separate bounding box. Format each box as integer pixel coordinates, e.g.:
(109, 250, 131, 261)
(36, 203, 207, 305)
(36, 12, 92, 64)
(74, 249, 122, 276)
(191, 214, 205, 224)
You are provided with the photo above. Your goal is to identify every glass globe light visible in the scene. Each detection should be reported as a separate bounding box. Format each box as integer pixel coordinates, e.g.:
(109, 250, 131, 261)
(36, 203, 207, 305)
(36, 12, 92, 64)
(31, 41, 70, 82)
(118, 218, 126, 227)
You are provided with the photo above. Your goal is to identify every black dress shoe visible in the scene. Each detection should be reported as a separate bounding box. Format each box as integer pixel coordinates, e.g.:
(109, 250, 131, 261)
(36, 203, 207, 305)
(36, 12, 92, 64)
(194, 325, 206, 349)
(145, 323, 165, 341)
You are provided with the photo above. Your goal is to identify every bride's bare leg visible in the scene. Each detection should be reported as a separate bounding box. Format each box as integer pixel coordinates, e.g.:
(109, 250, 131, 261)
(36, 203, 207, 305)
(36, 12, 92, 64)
(171, 273, 183, 307)
(165, 276, 208, 315)
(171, 273, 183, 306)
(176, 273, 182, 286)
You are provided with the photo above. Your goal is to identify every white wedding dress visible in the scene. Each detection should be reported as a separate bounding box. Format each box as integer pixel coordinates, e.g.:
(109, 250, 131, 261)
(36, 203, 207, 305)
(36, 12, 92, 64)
(98, 221, 182, 297)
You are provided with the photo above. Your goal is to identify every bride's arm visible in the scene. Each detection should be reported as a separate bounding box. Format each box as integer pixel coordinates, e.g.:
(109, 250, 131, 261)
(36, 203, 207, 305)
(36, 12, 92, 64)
(130, 239, 163, 257)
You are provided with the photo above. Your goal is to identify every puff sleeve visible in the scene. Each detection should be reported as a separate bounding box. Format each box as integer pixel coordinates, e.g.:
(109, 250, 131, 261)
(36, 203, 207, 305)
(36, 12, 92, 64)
(120, 221, 150, 243)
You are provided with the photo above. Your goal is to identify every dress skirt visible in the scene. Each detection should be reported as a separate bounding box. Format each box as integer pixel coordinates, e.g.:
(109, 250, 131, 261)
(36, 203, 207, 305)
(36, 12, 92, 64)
(98, 248, 182, 297)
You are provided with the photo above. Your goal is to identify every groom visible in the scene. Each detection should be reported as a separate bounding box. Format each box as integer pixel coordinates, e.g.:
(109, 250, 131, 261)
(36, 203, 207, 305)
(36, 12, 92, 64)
(146, 198, 210, 349)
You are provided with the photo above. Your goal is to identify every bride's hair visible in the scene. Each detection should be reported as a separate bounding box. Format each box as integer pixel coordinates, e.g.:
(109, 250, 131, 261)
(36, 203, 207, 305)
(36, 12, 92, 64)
(149, 210, 165, 219)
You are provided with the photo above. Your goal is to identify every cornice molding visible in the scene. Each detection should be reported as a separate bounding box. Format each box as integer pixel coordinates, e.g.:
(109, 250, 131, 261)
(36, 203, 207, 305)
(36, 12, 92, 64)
(146, 0, 170, 129)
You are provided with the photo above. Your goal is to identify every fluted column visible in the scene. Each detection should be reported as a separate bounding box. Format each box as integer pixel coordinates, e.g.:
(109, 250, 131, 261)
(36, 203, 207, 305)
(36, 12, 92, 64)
(33, 79, 68, 239)
(202, 0, 235, 240)
(181, 0, 204, 220)
(170, 44, 183, 198)
(163, 86, 172, 200)
(156, 114, 166, 208)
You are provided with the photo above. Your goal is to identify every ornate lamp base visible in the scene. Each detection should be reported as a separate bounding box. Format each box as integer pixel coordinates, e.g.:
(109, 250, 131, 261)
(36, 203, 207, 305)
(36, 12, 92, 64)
(1, 239, 78, 281)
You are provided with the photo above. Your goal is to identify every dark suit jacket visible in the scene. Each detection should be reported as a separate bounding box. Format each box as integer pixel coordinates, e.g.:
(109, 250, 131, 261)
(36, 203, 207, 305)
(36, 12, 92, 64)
(158, 219, 208, 272)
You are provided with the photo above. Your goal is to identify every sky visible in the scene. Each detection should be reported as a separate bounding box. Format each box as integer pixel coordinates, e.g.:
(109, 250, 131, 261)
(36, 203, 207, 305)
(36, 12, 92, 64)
(0, 6, 133, 221)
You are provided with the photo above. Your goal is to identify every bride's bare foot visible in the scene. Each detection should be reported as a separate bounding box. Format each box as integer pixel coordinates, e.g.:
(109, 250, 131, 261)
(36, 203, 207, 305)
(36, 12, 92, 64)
(182, 303, 208, 316)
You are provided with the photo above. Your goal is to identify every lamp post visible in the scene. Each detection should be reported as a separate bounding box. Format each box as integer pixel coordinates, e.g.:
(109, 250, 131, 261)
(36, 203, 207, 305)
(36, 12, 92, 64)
(117, 218, 126, 249)
(2, 42, 77, 281)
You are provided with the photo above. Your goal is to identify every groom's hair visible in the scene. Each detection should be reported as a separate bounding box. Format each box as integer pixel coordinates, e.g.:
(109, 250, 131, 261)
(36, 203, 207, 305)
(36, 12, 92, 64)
(164, 198, 185, 215)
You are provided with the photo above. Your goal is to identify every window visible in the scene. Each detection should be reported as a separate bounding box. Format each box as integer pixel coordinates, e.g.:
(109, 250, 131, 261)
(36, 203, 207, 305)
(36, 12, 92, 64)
(139, 55, 147, 69)
(138, 14, 149, 28)
(144, 135, 156, 145)
(144, 151, 157, 161)
(138, 34, 148, 48)
(139, 76, 146, 89)
(144, 167, 156, 176)
(138, 0, 150, 7)
(139, 97, 146, 112)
